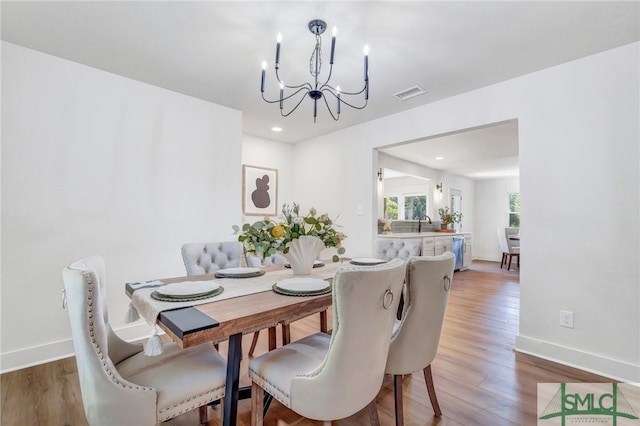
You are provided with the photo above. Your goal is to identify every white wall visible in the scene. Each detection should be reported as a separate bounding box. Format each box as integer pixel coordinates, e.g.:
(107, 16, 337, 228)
(474, 177, 520, 261)
(1, 42, 243, 371)
(241, 134, 294, 222)
(292, 43, 639, 382)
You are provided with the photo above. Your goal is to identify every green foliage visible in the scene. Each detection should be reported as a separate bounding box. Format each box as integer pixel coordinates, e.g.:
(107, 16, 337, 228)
(438, 206, 463, 224)
(384, 197, 398, 220)
(234, 203, 346, 260)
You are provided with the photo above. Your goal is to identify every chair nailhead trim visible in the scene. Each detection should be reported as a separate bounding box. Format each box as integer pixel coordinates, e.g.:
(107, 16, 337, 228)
(81, 271, 154, 392)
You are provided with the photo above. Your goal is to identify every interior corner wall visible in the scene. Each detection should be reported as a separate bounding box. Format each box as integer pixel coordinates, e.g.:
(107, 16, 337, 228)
(1, 42, 243, 372)
(292, 42, 639, 382)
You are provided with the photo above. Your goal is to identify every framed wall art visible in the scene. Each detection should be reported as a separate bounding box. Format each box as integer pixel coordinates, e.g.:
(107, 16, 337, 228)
(242, 164, 278, 216)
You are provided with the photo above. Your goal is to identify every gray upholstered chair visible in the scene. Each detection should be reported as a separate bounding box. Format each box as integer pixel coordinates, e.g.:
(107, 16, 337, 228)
(63, 255, 226, 426)
(246, 253, 287, 268)
(374, 238, 422, 261)
(181, 241, 243, 275)
(181, 241, 269, 356)
(385, 253, 455, 424)
(249, 258, 406, 425)
(498, 228, 520, 270)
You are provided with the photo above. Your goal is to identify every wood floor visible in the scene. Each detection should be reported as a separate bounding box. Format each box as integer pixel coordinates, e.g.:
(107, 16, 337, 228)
(1, 261, 611, 426)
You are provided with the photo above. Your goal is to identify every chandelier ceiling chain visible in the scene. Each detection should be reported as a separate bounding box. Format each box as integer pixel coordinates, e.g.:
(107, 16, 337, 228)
(260, 19, 369, 123)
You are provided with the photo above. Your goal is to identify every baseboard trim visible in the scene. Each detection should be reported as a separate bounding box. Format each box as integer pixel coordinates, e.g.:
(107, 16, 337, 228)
(515, 335, 640, 383)
(0, 323, 151, 374)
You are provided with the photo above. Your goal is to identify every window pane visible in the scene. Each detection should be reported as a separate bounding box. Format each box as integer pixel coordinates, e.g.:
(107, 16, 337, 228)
(384, 197, 398, 220)
(509, 213, 520, 227)
(403, 195, 426, 220)
(509, 193, 521, 213)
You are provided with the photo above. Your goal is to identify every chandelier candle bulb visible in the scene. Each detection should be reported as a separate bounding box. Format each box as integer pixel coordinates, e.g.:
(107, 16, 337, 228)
(275, 33, 281, 68)
(330, 27, 336, 64)
(337, 86, 341, 114)
(279, 83, 284, 109)
(364, 45, 369, 81)
(260, 61, 266, 92)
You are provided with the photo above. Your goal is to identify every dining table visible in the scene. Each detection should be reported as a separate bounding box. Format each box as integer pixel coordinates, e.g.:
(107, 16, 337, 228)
(125, 260, 345, 426)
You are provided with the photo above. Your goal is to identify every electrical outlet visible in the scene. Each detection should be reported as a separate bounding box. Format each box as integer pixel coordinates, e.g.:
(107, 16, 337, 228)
(560, 310, 574, 328)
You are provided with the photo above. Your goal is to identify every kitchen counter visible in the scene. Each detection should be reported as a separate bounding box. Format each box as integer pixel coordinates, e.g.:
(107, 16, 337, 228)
(378, 232, 469, 238)
(377, 231, 472, 270)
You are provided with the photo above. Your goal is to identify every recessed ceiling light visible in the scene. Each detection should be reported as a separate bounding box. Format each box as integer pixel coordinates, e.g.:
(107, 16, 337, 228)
(271, 127, 283, 132)
(435, 156, 444, 160)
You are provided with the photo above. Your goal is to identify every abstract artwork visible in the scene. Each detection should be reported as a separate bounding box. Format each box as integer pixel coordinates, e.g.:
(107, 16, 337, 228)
(242, 165, 278, 216)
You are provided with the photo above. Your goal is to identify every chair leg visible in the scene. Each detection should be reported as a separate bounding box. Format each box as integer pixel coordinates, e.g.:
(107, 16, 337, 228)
(320, 310, 328, 333)
(251, 381, 264, 426)
(423, 365, 442, 417)
(507, 254, 512, 271)
(248, 331, 260, 357)
(517, 254, 520, 268)
(500, 253, 506, 268)
(281, 324, 291, 346)
(268, 326, 277, 351)
(198, 405, 208, 426)
(368, 400, 381, 426)
(393, 375, 404, 426)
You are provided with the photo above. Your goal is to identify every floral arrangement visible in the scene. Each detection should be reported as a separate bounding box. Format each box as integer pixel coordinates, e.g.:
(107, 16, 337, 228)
(438, 206, 463, 225)
(233, 203, 346, 262)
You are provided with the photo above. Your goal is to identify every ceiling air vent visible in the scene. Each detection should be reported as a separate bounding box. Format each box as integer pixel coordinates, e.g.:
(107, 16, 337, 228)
(393, 85, 426, 101)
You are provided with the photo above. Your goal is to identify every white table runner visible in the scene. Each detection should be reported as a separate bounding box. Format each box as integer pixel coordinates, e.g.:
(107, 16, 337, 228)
(126, 262, 344, 355)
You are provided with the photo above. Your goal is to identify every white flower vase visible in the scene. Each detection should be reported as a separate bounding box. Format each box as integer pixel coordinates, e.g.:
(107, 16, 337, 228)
(284, 236, 326, 276)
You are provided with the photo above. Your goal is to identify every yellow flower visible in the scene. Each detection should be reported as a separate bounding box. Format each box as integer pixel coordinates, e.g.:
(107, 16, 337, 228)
(309, 207, 317, 217)
(271, 225, 285, 239)
(264, 216, 271, 222)
(337, 232, 345, 240)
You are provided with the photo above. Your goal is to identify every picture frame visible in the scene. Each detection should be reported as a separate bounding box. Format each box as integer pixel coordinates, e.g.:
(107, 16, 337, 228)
(242, 164, 278, 216)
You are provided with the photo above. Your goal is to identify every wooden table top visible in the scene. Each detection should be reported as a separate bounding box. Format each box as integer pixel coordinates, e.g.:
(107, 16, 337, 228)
(141, 262, 342, 349)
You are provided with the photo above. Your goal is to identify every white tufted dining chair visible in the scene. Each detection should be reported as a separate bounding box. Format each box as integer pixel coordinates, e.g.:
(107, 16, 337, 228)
(245, 251, 330, 357)
(385, 253, 455, 424)
(248, 258, 406, 425)
(181, 242, 243, 275)
(62, 255, 226, 426)
(374, 238, 422, 261)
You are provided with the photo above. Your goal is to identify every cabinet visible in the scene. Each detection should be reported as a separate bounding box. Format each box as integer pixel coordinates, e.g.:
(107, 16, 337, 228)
(434, 236, 453, 256)
(422, 237, 435, 256)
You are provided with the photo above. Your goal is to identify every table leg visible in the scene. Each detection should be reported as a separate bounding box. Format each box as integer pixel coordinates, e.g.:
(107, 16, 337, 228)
(223, 332, 242, 426)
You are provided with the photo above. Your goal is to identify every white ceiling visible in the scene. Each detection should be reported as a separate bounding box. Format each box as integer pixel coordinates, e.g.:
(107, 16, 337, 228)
(2, 1, 638, 179)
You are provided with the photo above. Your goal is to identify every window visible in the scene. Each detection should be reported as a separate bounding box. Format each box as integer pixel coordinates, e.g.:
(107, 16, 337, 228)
(509, 193, 520, 227)
(384, 194, 428, 220)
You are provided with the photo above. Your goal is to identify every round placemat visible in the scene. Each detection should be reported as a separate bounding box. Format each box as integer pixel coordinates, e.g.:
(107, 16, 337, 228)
(151, 286, 224, 302)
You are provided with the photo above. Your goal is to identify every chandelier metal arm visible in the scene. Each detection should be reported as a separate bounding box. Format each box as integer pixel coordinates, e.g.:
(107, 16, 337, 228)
(261, 87, 309, 104)
(321, 88, 369, 110)
(279, 90, 309, 118)
(274, 68, 313, 91)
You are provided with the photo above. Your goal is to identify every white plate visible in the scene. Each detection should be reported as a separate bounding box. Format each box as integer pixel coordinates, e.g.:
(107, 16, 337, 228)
(350, 258, 387, 265)
(216, 267, 261, 276)
(275, 277, 329, 292)
(157, 281, 220, 297)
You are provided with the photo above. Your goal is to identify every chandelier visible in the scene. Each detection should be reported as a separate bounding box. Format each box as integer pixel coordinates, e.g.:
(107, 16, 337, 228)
(260, 19, 369, 123)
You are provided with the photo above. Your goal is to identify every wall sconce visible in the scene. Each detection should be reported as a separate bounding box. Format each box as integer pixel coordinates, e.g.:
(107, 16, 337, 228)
(436, 182, 443, 193)
(377, 168, 384, 182)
